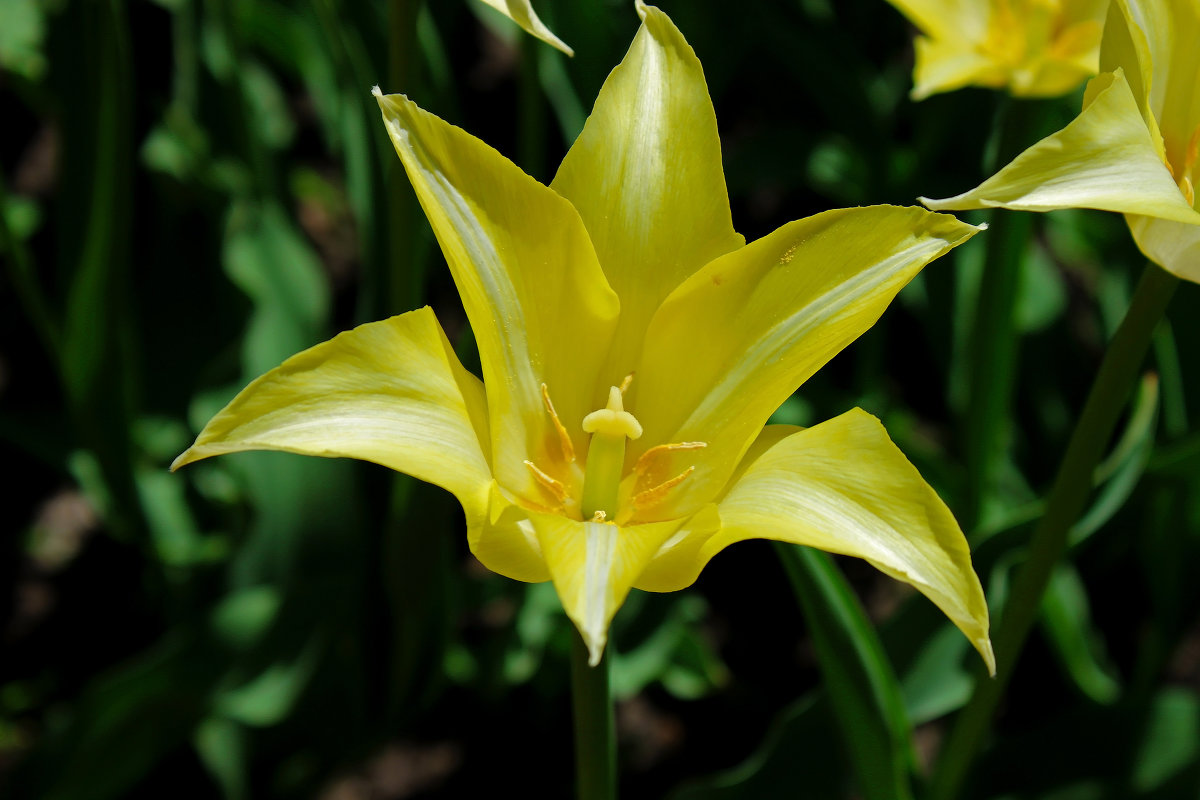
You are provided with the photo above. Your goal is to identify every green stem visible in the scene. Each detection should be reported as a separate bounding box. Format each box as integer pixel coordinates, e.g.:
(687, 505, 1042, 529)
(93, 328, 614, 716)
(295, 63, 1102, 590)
(962, 99, 1038, 529)
(570, 631, 616, 800)
(387, 0, 422, 315)
(930, 261, 1179, 800)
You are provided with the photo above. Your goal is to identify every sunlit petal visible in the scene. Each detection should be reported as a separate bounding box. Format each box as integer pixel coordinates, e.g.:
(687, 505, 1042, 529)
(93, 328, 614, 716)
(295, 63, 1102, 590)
(466, 483, 553, 584)
(633, 206, 981, 517)
(550, 1, 744, 378)
(707, 409, 995, 673)
(529, 511, 682, 664)
(374, 90, 619, 501)
(1127, 213, 1200, 282)
(922, 70, 1199, 225)
(172, 308, 492, 519)
(1116, 0, 1200, 172)
(479, 0, 573, 56)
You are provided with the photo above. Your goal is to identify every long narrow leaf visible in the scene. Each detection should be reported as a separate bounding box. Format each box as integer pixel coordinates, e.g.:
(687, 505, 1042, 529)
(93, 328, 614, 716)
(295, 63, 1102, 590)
(776, 543, 917, 800)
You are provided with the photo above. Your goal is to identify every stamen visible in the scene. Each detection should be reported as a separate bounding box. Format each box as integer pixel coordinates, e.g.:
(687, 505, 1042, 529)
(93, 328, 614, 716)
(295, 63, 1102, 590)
(541, 383, 575, 462)
(525, 460, 568, 504)
(1184, 176, 1195, 208)
(618, 373, 634, 394)
(632, 441, 706, 492)
(591, 510, 608, 523)
(633, 466, 696, 510)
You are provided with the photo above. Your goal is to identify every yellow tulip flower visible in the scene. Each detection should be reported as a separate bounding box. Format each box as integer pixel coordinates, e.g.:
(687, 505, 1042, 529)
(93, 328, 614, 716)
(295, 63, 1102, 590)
(174, 2, 993, 671)
(923, 0, 1200, 281)
(481, 0, 573, 56)
(886, 0, 1107, 98)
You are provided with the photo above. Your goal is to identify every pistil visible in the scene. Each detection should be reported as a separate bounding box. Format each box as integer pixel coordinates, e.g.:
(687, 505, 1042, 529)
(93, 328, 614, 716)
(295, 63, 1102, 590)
(580, 385, 642, 520)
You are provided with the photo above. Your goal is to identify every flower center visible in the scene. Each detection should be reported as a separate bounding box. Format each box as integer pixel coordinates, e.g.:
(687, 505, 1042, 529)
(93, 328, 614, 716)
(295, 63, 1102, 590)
(525, 379, 708, 524)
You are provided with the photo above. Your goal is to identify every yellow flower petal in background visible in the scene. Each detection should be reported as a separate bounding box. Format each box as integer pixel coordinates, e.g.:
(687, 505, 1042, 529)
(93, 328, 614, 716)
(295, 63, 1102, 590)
(886, 0, 1106, 99)
(550, 0, 745, 375)
(921, 70, 1197, 221)
(172, 307, 492, 521)
(478, 0, 573, 56)
(923, 0, 1200, 281)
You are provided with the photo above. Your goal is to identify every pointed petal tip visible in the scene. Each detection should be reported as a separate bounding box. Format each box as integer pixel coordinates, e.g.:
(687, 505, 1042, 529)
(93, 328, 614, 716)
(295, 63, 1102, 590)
(634, 0, 649, 21)
(371, 84, 382, 98)
(587, 636, 605, 667)
(979, 637, 997, 677)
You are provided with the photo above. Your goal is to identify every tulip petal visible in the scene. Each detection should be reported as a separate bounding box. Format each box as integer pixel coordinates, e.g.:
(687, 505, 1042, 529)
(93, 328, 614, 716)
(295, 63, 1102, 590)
(375, 90, 619, 501)
(549, 1, 744, 376)
(479, 0, 573, 56)
(1113, 1, 1200, 160)
(885, 0, 988, 43)
(173, 307, 493, 521)
(467, 483, 553, 584)
(699, 409, 993, 673)
(911, 37, 1007, 100)
(922, 70, 1200, 226)
(1127, 213, 1200, 282)
(529, 510, 682, 664)
(632, 206, 980, 517)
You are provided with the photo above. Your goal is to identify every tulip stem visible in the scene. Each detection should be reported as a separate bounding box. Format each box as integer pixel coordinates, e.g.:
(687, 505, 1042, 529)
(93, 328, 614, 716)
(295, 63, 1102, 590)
(570, 631, 616, 800)
(962, 98, 1042, 529)
(930, 261, 1179, 800)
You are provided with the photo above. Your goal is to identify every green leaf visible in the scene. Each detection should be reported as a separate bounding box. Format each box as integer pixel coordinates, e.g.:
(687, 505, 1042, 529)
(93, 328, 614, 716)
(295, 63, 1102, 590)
(0, 0, 46, 79)
(668, 694, 846, 800)
(1039, 564, 1120, 704)
(776, 544, 916, 800)
(194, 716, 248, 800)
(214, 633, 322, 727)
(1131, 689, 1200, 792)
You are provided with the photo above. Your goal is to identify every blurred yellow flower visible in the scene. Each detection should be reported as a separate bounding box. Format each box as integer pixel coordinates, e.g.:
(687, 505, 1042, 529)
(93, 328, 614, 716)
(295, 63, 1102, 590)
(924, 0, 1200, 280)
(174, 2, 993, 670)
(886, 0, 1107, 98)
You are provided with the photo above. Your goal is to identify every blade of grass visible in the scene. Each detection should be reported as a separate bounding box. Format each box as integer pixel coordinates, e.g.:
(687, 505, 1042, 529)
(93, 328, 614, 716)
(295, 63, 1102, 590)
(775, 543, 916, 800)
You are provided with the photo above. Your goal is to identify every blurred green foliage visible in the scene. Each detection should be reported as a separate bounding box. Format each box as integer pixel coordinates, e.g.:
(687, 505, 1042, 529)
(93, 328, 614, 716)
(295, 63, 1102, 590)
(1, 0, 1198, 798)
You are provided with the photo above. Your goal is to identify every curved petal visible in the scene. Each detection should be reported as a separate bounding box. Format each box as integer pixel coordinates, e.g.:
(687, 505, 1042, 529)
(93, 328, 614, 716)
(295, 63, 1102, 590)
(374, 90, 619, 500)
(549, 1, 744, 378)
(1116, 0, 1200, 165)
(172, 307, 493, 520)
(468, 483, 553, 584)
(704, 409, 994, 674)
(479, 0, 573, 56)
(528, 510, 682, 664)
(1127, 213, 1200, 281)
(922, 70, 1199, 225)
(631, 206, 980, 518)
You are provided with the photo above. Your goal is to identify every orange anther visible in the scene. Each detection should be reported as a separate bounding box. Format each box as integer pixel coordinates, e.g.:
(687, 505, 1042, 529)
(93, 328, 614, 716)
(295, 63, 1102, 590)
(541, 383, 575, 463)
